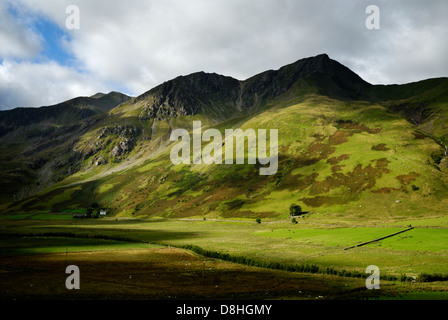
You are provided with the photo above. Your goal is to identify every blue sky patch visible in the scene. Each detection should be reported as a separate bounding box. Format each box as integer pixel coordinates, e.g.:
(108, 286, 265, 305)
(7, 3, 76, 67)
(33, 17, 76, 67)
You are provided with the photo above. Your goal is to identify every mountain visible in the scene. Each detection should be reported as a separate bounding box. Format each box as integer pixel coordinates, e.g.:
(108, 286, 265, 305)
(1, 54, 447, 221)
(0, 91, 131, 138)
(241, 53, 372, 102)
(0, 91, 131, 202)
(373, 77, 448, 146)
(128, 54, 372, 123)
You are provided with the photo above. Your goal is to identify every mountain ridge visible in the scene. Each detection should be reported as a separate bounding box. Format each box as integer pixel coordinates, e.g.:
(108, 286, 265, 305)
(0, 91, 131, 139)
(1, 54, 447, 219)
(131, 54, 374, 122)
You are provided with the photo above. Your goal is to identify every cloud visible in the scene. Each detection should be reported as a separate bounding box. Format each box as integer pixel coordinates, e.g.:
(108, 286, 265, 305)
(0, 1, 43, 59)
(1, 0, 447, 109)
(0, 60, 108, 109)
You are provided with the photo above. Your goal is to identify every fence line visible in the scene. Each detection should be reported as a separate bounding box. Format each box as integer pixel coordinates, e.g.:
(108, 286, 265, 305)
(343, 227, 414, 250)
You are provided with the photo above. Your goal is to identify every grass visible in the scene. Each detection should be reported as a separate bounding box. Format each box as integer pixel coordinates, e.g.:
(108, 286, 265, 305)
(98, 183, 115, 194)
(2, 217, 447, 277)
(0, 236, 152, 255)
(0, 217, 447, 300)
(254, 227, 409, 247)
(383, 216, 448, 228)
(375, 291, 448, 300)
(0, 214, 33, 220)
(136, 160, 165, 173)
(369, 228, 448, 252)
(30, 213, 74, 220)
(0, 213, 73, 220)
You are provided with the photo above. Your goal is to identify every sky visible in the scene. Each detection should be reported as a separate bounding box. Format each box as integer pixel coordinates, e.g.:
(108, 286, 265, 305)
(0, 0, 447, 110)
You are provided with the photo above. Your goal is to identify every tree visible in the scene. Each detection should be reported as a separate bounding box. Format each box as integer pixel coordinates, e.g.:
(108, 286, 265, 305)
(255, 218, 261, 224)
(91, 209, 99, 219)
(91, 202, 99, 209)
(289, 203, 302, 216)
(86, 204, 99, 218)
(86, 207, 93, 218)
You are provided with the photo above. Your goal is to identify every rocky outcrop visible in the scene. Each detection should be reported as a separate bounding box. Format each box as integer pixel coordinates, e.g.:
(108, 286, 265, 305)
(97, 125, 139, 140)
(137, 72, 241, 121)
(94, 125, 140, 157)
(111, 138, 135, 157)
(95, 155, 107, 166)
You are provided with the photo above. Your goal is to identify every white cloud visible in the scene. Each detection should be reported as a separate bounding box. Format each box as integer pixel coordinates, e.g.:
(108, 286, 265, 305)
(0, 60, 108, 109)
(0, 1, 43, 59)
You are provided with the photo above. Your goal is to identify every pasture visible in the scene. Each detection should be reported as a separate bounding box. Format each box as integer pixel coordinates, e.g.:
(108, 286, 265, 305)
(0, 214, 447, 299)
(0, 214, 448, 299)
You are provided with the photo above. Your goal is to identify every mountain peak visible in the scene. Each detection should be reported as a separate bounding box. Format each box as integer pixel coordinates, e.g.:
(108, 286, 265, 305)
(282, 53, 372, 99)
(132, 54, 373, 121)
(90, 92, 106, 99)
(309, 53, 330, 61)
(282, 53, 352, 78)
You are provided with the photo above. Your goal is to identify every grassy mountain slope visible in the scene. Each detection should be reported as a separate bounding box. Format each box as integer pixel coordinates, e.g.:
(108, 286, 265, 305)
(1, 55, 447, 222)
(373, 78, 448, 147)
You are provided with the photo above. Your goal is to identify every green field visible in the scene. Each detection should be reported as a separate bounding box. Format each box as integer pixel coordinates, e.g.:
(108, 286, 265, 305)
(1, 214, 447, 300)
(0, 236, 152, 255)
(0, 213, 74, 220)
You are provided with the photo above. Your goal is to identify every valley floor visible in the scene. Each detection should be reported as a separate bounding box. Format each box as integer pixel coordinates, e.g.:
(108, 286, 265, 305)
(0, 215, 447, 300)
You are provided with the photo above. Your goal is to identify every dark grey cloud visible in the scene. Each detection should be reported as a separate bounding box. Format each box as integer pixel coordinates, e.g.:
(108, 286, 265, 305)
(1, 0, 447, 109)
